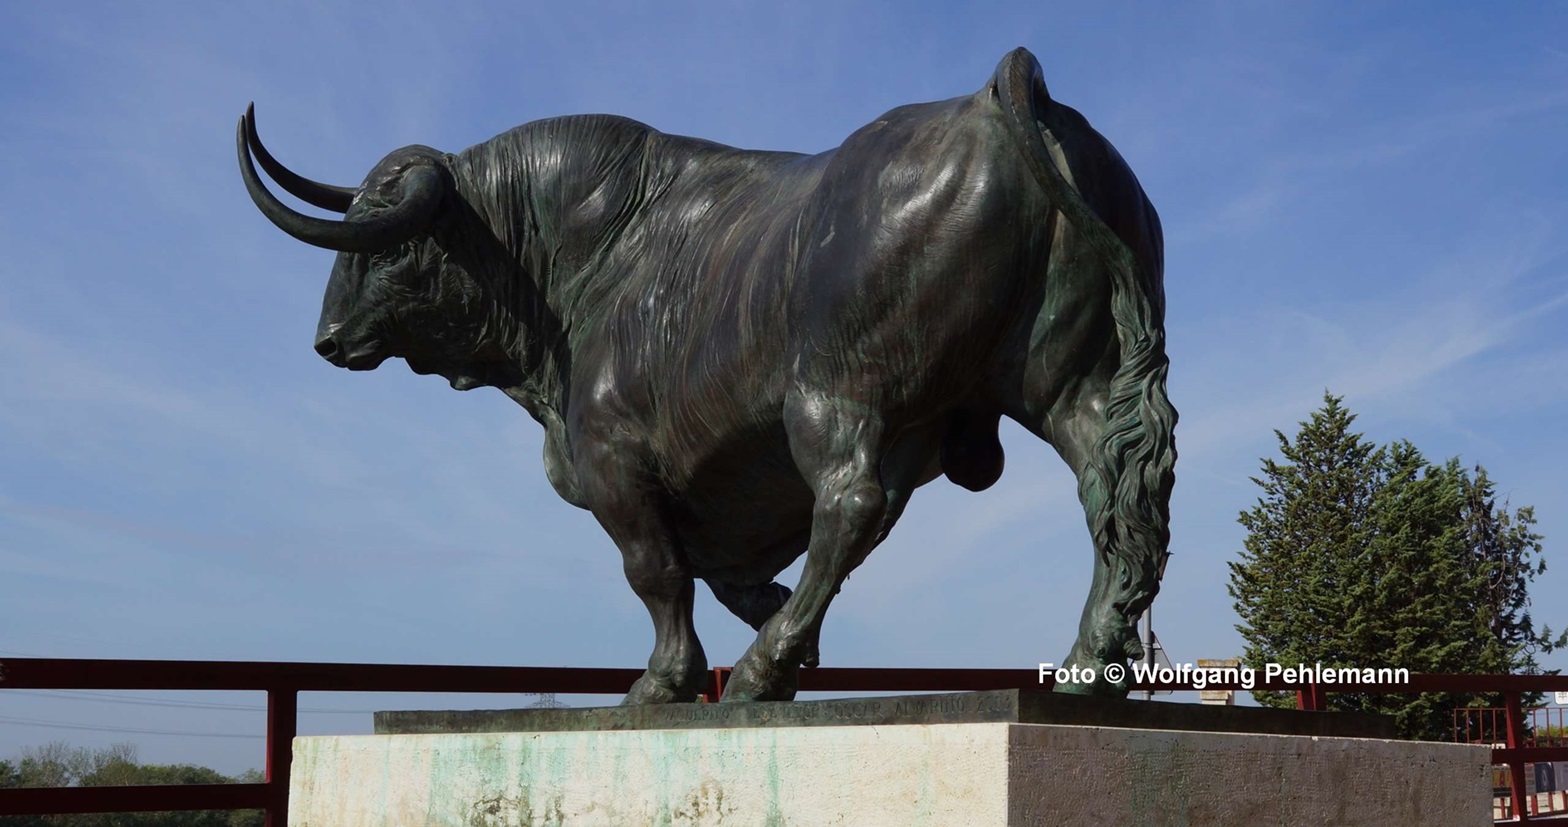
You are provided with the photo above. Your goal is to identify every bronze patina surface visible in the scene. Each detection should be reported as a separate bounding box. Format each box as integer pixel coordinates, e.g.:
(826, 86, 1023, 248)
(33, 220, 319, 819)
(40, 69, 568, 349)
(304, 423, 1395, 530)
(241, 47, 1176, 704)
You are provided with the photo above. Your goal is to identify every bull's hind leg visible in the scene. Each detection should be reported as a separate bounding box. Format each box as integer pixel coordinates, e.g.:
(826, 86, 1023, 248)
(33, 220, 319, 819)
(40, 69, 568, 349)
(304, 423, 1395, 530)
(575, 442, 708, 705)
(1027, 381, 1170, 697)
(721, 393, 890, 702)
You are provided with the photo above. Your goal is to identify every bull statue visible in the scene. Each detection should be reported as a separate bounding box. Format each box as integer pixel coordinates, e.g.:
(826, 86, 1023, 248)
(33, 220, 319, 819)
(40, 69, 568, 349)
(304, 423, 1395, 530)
(238, 47, 1176, 702)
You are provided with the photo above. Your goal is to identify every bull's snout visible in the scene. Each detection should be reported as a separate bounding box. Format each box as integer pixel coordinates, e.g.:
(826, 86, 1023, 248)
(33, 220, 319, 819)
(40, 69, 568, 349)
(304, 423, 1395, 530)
(314, 333, 345, 366)
(313, 323, 388, 370)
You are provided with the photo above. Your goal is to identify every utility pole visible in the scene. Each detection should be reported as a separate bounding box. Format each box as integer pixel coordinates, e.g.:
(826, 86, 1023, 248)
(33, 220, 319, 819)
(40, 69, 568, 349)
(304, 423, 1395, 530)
(1141, 551, 1171, 701)
(1142, 605, 1155, 701)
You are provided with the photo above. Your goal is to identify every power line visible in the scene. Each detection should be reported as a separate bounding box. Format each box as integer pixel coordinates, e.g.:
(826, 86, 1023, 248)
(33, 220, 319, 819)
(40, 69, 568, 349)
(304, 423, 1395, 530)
(0, 715, 264, 740)
(6, 689, 567, 714)
(2, 689, 372, 714)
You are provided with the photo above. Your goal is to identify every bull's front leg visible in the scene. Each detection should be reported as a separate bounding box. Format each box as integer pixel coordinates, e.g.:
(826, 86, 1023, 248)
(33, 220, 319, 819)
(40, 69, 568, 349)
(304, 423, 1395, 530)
(721, 393, 889, 702)
(574, 438, 708, 705)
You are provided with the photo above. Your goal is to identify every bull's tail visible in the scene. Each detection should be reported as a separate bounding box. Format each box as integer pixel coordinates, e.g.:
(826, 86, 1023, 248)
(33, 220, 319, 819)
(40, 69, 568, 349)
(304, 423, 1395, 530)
(992, 48, 1178, 657)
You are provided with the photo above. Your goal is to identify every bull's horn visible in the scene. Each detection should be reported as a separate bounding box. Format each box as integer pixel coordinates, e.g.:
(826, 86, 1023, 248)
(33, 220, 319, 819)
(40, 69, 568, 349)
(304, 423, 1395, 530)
(237, 113, 443, 253)
(244, 104, 355, 212)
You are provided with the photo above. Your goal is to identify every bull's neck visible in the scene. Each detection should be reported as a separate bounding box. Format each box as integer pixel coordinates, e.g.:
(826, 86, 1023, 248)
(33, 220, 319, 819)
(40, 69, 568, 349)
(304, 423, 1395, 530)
(448, 117, 656, 410)
(441, 169, 567, 416)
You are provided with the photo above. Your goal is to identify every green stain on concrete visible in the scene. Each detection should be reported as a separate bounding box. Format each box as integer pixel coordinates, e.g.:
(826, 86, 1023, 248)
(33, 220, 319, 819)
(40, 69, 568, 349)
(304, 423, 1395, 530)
(763, 729, 784, 826)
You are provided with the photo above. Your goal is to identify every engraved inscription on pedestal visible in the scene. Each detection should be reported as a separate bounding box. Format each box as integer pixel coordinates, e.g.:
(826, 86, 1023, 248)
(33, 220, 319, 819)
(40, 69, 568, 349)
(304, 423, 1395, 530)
(374, 690, 1394, 740)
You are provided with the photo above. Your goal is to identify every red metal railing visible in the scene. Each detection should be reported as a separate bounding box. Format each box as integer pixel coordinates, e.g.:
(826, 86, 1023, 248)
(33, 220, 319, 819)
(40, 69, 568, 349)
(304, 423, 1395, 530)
(1, 658, 1565, 825)
(1458, 704, 1568, 820)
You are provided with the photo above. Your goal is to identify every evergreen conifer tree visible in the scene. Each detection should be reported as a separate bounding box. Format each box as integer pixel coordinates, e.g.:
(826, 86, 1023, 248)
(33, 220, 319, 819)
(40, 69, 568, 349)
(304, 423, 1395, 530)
(1229, 392, 1561, 740)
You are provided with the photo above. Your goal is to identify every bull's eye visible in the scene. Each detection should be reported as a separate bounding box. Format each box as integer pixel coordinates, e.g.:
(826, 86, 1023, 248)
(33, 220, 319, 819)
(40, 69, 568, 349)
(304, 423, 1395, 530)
(370, 246, 412, 268)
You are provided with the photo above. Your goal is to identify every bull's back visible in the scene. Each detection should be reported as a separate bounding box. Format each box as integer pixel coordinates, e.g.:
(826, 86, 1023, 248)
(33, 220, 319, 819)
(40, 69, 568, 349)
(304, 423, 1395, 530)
(786, 92, 1053, 412)
(671, 94, 1051, 568)
(637, 97, 1043, 451)
(566, 94, 1052, 567)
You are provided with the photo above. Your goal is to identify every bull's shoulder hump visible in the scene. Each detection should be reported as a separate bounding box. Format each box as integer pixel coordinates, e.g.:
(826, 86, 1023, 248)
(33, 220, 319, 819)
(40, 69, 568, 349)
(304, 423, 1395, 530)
(474, 114, 658, 159)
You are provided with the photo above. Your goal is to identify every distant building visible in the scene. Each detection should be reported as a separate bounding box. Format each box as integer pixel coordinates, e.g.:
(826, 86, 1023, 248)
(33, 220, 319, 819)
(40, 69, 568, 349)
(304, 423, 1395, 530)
(1198, 659, 1240, 706)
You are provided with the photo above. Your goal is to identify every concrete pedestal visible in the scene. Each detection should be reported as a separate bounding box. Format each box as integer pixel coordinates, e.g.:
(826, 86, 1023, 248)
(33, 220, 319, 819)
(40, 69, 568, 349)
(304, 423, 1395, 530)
(288, 722, 1491, 826)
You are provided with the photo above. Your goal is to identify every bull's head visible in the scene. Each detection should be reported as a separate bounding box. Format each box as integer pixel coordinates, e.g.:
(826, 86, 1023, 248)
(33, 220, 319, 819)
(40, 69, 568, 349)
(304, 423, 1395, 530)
(238, 106, 508, 390)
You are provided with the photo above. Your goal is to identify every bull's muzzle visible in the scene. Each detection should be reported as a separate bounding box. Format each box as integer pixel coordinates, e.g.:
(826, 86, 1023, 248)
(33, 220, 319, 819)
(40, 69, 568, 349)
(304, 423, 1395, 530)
(314, 330, 346, 366)
(312, 323, 386, 370)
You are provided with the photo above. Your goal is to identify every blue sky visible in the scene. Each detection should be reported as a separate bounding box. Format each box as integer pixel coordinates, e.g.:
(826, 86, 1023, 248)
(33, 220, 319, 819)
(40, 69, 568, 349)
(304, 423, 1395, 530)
(2, 2, 1565, 775)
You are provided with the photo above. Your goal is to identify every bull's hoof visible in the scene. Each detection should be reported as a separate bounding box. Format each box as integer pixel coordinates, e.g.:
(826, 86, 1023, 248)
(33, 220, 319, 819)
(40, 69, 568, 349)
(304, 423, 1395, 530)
(1052, 641, 1133, 698)
(621, 672, 700, 705)
(720, 652, 800, 702)
(1052, 616, 1141, 698)
(1051, 668, 1130, 698)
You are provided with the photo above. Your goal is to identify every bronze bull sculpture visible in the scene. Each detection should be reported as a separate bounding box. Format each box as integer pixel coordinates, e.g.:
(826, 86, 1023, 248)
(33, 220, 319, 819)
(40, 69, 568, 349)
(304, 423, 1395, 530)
(239, 47, 1176, 702)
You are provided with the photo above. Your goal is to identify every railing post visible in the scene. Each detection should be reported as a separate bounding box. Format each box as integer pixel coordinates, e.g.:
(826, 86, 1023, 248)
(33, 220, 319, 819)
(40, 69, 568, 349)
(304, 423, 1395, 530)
(1505, 690, 1531, 823)
(266, 688, 298, 827)
(701, 666, 731, 702)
